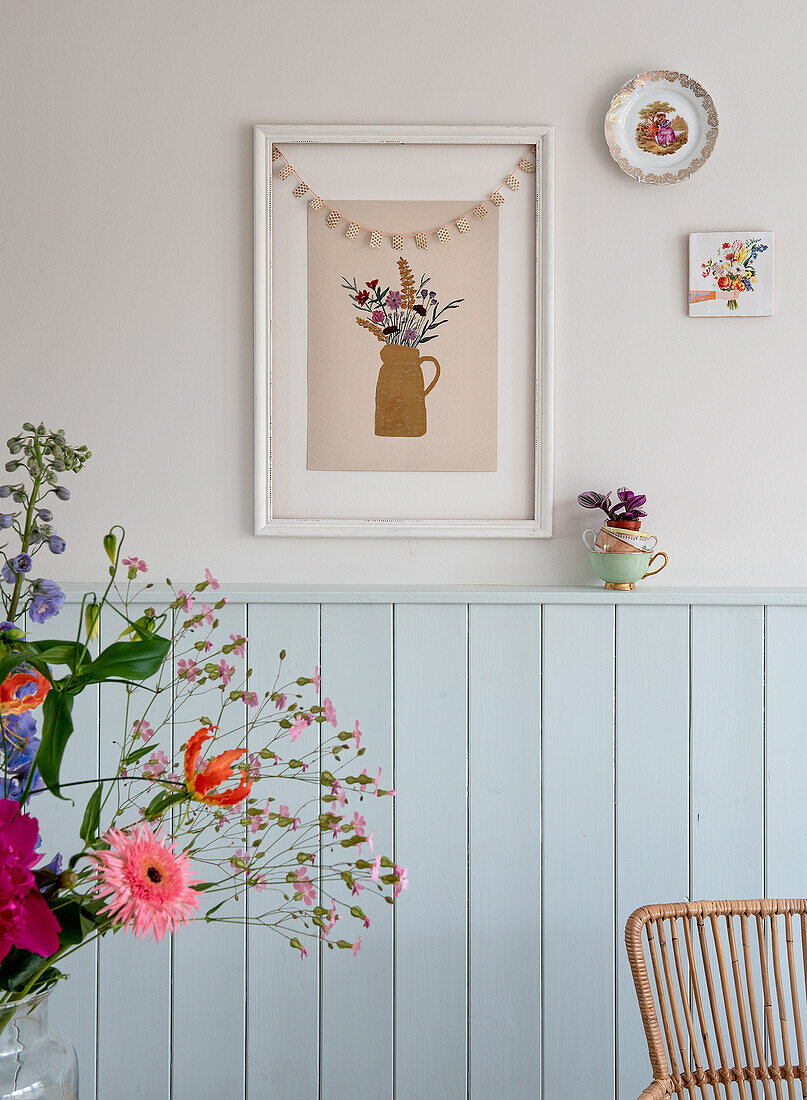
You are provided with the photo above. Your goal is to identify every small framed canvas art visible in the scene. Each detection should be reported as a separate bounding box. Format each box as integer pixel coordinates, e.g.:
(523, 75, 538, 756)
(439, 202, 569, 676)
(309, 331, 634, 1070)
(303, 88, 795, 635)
(254, 125, 554, 538)
(689, 232, 774, 316)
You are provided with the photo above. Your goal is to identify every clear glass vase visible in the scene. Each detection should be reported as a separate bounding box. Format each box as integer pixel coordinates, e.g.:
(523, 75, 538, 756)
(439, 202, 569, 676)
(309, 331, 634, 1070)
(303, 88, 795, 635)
(0, 991, 77, 1099)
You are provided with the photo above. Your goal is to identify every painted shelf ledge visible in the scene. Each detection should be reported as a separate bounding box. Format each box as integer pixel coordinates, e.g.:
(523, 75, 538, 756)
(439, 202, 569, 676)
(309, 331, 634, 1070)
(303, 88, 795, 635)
(55, 583, 807, 605)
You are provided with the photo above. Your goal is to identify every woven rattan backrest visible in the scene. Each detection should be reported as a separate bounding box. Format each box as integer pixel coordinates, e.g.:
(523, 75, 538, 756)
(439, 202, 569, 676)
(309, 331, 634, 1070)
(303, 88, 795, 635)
(626, 900, 807, 1100)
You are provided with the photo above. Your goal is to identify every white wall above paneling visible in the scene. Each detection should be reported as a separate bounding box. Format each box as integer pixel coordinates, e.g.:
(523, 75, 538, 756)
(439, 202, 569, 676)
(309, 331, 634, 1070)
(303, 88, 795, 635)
(2, 1, 804, 586)
(36, 588, 805, 1100)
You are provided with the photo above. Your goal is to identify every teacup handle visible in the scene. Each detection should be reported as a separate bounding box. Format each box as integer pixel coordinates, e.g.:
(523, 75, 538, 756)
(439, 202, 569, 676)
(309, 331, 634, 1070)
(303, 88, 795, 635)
(643, 535, 658, 551)
(642, 551, 668, 579)
(582, 529, 599, 551)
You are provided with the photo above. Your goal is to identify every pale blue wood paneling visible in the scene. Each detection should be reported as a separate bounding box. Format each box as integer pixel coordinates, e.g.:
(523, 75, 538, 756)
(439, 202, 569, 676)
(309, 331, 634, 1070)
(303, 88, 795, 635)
(765, 606, 807, 894)
(394, 604, 468, 1100)
(96, 609, 171, 1098)
(690, 606, 765, 900)
(320, 604, 394, 1100)
(763, 607, 807, 1066)
(26, 604, 99, 1097)
(615, 604, 690, 1100)
(172, 603, 248, 1100)
(468, 604, 541, 1100)
(542, 604, 616, 1100)
(245, 602, 320, 1100)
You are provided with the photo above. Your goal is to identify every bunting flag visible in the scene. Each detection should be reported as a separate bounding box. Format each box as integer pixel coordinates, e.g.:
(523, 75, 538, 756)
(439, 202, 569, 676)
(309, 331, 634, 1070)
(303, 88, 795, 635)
(270, 145, 536, 249)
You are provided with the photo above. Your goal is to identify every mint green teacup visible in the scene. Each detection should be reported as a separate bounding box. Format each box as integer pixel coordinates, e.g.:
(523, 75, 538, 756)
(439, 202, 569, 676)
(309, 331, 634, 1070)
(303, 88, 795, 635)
(587, 549, 668, 589)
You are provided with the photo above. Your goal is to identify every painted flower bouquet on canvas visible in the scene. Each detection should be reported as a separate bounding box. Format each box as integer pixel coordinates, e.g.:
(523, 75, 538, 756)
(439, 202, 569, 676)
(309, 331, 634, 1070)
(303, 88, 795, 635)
(342, 257, 463, 348)
(689, 232, 774, 316)
(0, 423, 405, 1015)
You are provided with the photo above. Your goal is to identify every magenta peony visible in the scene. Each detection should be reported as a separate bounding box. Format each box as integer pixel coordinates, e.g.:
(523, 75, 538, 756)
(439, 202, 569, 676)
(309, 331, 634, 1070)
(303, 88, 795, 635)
(0, 798, 61, 962)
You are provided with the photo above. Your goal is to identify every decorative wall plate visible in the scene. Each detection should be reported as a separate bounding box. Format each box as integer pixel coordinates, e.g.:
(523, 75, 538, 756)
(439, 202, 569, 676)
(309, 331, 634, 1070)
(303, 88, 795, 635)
(604, 71, 718, 184)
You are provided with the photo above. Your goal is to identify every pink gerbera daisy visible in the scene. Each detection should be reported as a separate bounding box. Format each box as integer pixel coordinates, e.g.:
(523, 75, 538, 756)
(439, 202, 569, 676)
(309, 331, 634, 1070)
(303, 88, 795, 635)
(88, 822, 199, 940)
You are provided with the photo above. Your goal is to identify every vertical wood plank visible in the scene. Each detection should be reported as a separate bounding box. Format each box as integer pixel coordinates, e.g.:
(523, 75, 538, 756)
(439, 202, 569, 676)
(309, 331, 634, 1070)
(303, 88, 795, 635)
(690, 606, 764, 900)
(172, 602, 248, 1100)
(765, 606, 807, 894)
(542, 603, 615, 1100)
(245, 602, 320, 1100)
(764, 607, 807, 1062)
(615, 604, 690, 1100)
(320, 604, 394, 1100)
(394, 604, 468, 1100)
(96, 607, 171, 1098)
(468, 603, 541, 1099)
(26, 603, 99, 1097)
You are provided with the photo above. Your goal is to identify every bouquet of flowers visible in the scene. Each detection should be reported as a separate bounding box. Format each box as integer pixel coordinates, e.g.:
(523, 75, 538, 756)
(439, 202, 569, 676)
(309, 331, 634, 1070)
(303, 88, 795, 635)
(342, 257, 463, 348)
(700, 238, 768, 310)
(0, 423, 404, 1016)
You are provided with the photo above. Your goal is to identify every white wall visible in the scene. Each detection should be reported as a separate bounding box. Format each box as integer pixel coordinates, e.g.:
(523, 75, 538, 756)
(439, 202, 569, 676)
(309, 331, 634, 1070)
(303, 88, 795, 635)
(2, 1, 803, 587)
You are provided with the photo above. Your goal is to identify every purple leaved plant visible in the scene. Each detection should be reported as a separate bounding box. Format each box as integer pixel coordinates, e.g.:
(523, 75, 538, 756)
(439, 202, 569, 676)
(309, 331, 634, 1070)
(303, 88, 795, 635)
(577, 487, 647, 522)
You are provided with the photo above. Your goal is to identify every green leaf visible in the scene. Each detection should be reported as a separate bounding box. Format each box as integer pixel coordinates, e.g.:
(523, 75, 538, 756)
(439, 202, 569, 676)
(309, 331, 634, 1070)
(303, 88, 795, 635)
(26, 640, 86, 670)
(123, 742, 156, 765)
(79, 784, 103, 844)
(142, 789, 189, 820)
(37, 689, 75, 797)
(73, 634, 170, 686)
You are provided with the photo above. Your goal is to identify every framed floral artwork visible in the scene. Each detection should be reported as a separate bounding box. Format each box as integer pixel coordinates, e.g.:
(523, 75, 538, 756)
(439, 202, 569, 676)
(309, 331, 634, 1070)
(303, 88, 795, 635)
(689, 232, 775, 316)
(254, 125, 554, 537)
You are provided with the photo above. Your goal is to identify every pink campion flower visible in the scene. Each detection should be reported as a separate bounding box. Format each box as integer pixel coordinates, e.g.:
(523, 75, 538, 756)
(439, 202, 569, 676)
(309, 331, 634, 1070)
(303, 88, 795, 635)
(350, 881, 364, 896)
(323, 698, 337, 727)
(278, 804, 301, 831)
(371, 854, 381, 882)
(299, 943, 309, 959)
(133, 719, 154, 742)
(245, 753, 261, 780)
(363, 915, 370, 929)
(122, 557, 147, 574)
(143, 750, 169, 779)
(352, 937, 362, 958)
(202, 640, 213, 653)
(353, 720, 362, 749)
(204, 569, 219, 590)
(200, 603, 215, 626)
(229, 634, 247, 657)
(294, 867, 316, 907)
(312, 666, 321, 691)
(218, 659, 235, 686)
(351, 811, 367, 837)
(289, 714, 311, 743)
(322, 900, 339, 935)
(88, 822, 199, 940)
(177, 590, 194, 613)
(177, 658, 199, 682)
(393, 864, 409, 898)
(229, 848, 251, 873)
(331, 780, 346, 808)
(0, 799, 61, 962)
(241, 691, 259, 708)
(373, 767, 383, 796)
(274, 693, 287, 710)
(250, 872, 267, 892)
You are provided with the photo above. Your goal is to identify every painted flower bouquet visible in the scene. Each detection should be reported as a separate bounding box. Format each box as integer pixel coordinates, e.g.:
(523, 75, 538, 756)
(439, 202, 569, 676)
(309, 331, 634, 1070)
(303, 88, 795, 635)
(0, 423, 404, 1016)
(342, 257, 463, 348)
(700, 238, 768, 310)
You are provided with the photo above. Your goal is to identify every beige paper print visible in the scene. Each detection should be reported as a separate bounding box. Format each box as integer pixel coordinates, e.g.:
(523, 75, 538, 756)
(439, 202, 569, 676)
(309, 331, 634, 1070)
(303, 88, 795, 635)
(307, 200, 498, 472)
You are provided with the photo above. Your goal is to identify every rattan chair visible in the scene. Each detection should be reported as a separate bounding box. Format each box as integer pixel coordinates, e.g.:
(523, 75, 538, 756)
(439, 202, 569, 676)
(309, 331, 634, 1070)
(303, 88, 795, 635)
(626, 900, 807, 1099)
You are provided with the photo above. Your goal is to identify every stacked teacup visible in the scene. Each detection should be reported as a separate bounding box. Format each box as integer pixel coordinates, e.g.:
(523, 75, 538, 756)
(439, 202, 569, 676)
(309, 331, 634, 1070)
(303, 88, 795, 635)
(578, 488, 668, 589)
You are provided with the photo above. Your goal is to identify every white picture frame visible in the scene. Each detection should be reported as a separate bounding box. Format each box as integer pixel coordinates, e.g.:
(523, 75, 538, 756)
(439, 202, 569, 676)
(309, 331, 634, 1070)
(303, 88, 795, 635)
(254, 124, 554, 538)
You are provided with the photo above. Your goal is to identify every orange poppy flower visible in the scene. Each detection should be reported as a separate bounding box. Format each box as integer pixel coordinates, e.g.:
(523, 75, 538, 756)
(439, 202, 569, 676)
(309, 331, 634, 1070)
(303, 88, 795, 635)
(0, 669, 51, 716)
(183, 726, 252, 807)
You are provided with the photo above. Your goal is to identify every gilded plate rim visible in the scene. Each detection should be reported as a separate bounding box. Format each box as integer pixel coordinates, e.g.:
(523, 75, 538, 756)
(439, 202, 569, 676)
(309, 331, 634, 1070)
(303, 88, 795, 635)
(604, 70, 719, 185)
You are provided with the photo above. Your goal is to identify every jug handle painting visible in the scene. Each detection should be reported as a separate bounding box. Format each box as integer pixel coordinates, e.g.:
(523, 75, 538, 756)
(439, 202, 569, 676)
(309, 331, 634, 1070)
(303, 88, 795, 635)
(419, 356, 441, 397)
